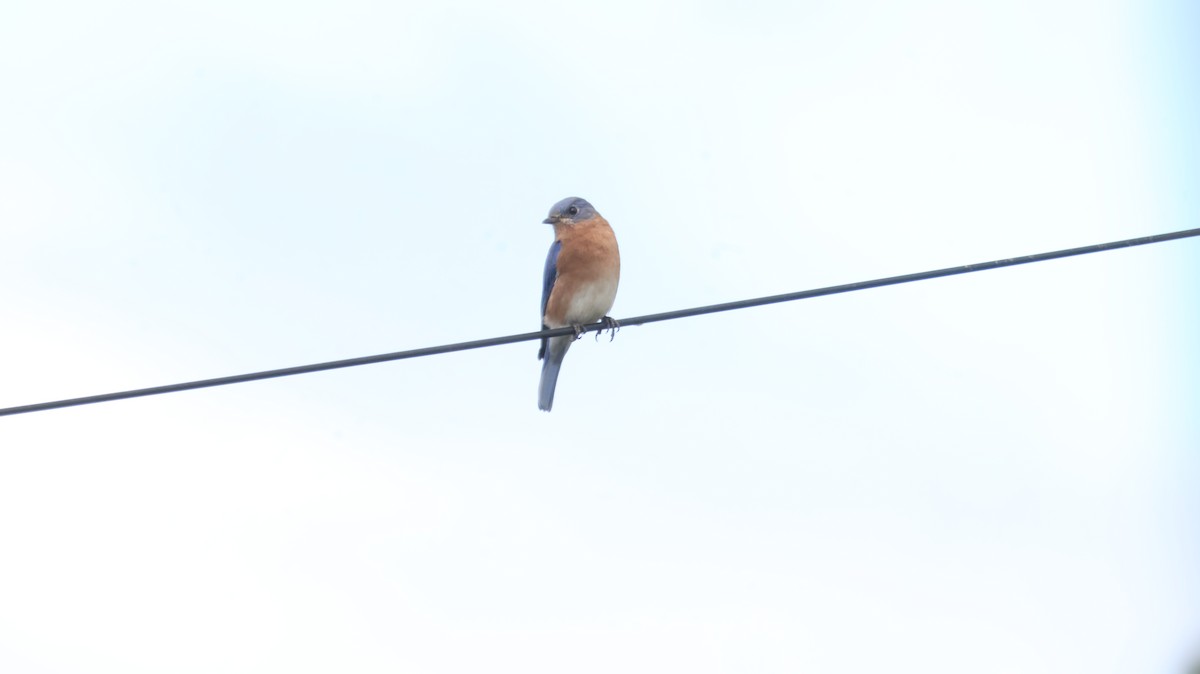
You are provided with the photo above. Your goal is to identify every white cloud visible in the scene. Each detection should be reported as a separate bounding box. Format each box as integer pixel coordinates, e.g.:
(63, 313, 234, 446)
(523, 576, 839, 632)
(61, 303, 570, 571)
(0, 1, 1196, 672)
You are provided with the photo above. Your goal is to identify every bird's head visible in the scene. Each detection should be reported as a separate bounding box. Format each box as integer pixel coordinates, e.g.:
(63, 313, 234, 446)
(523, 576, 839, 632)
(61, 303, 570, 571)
(543, 196, 597, 225)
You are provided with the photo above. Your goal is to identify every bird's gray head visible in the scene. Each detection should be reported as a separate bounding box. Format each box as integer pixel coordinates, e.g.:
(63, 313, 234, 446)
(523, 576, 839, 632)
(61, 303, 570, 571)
(543, 196, 597, 225)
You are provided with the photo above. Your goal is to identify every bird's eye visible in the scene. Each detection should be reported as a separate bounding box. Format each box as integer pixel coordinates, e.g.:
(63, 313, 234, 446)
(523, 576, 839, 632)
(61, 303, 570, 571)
(568, 206, 579, 216)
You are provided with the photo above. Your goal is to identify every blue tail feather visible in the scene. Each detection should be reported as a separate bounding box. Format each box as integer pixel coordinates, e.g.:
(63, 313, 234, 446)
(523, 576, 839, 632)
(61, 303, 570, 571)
(538, 337, 571, 411)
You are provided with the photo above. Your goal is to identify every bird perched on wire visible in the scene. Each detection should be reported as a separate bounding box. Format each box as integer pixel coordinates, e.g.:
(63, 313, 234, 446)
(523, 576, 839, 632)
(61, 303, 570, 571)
(538, 196, 621, 411)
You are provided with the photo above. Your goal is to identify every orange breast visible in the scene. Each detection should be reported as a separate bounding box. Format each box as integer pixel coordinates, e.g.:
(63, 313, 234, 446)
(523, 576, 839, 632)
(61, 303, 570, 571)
(544, 217, 621, 327)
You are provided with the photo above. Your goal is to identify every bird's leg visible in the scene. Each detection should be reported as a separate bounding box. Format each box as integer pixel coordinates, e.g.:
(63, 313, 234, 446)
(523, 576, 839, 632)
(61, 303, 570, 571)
(571, 324, 586, 341)
(597, 315, 621, 342)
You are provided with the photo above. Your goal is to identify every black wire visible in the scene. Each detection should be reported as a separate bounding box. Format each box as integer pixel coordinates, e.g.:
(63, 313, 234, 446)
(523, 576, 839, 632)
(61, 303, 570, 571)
(618, 227, 1200, 327)
(2, 227, 1197, 418)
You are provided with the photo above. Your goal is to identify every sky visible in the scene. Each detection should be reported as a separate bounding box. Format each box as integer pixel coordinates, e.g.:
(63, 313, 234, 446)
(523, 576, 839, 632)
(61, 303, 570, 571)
(0, 1, 1197, 672)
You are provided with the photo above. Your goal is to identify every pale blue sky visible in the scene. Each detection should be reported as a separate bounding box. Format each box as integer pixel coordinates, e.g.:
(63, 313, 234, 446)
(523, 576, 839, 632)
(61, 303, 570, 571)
(0, 1, 1197, 672)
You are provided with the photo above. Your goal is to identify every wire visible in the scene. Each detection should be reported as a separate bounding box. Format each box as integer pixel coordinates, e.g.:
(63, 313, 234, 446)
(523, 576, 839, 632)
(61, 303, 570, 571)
(2, 227, 1197, 418)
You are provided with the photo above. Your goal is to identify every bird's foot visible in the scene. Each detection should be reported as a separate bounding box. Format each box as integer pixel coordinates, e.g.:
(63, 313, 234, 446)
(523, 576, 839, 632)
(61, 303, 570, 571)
(595, 315, 621, 342)
(571, 324, 586, 341)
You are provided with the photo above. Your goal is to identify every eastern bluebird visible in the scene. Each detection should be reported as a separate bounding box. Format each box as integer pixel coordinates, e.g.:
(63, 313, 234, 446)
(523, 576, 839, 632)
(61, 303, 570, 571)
(538, 196, 621, 411)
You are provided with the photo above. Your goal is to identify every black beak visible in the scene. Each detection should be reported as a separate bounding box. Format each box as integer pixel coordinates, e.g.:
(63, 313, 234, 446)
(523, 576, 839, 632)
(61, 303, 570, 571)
(543, 217, 556, 224)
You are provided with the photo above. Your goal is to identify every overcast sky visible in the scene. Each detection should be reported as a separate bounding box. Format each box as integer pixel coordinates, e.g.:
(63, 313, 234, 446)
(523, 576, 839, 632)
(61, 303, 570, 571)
(1, 1, 1197, 672)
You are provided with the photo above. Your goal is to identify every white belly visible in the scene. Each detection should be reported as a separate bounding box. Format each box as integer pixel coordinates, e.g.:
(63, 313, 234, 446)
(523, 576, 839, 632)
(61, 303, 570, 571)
(563, 276, 618, 325)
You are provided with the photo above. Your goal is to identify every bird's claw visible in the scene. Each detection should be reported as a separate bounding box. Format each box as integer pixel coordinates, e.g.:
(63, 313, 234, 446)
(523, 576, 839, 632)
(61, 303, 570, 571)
(571, 324, 585, 341)
(595, 315, 621, 342)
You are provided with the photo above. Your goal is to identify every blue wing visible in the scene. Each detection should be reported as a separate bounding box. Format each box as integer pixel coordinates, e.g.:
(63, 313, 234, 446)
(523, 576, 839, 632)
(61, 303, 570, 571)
(541, 239, 562, 322)
(539, 239, 562, 360)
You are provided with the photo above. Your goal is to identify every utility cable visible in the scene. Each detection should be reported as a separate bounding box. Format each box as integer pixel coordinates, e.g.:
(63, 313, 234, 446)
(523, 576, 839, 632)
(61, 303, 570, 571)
(1, 227, 1196, 418)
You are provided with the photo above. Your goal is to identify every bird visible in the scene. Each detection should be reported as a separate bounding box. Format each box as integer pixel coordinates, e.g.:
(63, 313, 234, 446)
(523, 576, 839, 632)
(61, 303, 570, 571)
(538, 196, 621, 411)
